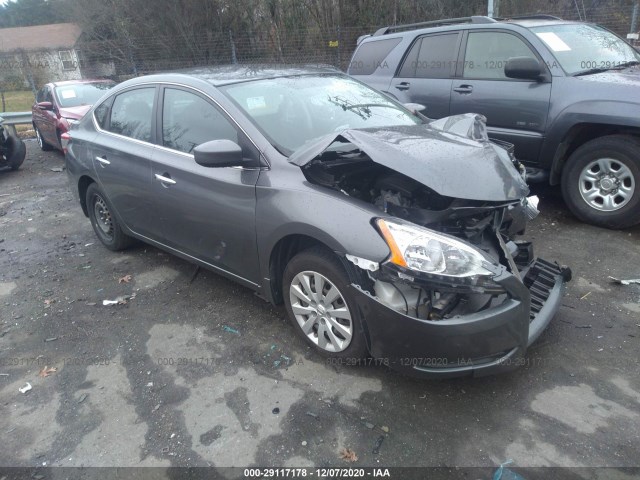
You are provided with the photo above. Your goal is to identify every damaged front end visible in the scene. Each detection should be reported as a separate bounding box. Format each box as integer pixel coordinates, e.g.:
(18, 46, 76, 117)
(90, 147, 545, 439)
(291, 114, 571, 377)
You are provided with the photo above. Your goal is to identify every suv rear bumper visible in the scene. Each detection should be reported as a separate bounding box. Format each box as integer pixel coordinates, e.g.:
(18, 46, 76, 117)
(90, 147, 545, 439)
(349, 259, 569, 378)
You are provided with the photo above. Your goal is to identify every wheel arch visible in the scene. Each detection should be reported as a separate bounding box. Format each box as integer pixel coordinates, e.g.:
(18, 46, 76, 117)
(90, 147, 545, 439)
(78, 175, 96, 217)
(550, 124, 640, 185)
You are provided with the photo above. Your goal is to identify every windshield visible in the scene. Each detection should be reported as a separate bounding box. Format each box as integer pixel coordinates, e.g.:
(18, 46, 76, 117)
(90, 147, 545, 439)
(531, 24, 640, 75)
(220, 74, 421, 155)
(54, 82, 115, 108)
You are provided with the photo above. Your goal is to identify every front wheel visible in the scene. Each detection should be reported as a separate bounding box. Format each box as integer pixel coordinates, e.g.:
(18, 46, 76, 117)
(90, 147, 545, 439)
(561, 135, 640, 228)
(283, 247, 368, 359)
(86, 183, 134, 251)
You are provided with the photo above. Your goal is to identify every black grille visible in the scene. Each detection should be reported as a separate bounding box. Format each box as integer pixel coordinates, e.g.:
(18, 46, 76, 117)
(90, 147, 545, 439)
(523, 258, 564, 322)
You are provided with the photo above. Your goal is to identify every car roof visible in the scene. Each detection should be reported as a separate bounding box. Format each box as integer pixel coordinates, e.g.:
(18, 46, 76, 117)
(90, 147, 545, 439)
(364, 16, 590, 41)
(165, 64, 344, 86)
(51, 79, 115, 87)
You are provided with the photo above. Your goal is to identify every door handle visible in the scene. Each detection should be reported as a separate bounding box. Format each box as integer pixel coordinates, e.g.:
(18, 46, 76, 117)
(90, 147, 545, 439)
(395, 82, 411, 91)
(155, 173, 176, 185)
(453, 85, 473, 94)
(95, 156, 110, 166)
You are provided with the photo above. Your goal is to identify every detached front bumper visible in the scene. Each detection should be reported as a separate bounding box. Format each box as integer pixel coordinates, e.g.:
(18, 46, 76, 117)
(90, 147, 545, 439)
(350, 258, 570, 378)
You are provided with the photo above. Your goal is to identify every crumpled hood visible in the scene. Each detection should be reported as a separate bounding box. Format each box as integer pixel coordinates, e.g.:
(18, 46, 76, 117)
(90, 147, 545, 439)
(288, 120, 529, 202)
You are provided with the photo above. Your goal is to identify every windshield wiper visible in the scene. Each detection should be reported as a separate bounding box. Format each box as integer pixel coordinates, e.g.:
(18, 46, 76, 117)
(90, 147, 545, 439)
(610, 60, 640, 70)
(574, 61, 640, 76)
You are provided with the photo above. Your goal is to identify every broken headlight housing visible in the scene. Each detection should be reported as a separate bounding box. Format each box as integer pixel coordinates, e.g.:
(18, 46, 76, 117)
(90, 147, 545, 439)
(376, 219, 494, 278)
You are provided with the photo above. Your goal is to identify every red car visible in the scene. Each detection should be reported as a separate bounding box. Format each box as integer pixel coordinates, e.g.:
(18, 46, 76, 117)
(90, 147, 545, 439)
(32, 79, 115, 151)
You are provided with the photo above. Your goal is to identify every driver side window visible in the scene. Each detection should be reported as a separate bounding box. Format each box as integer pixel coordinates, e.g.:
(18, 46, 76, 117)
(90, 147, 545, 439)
(162, 88, 238, 154)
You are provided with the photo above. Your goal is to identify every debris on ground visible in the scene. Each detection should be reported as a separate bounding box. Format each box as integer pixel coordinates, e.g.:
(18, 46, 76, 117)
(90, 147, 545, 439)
(272, 407, 280, 414)
(18, 382, 32, 394)
(301, 440, 307, 446)
(38, 366, 57, 378)
(50, 167, 64, 172)
(580, 292, 591, 300)
(364, 422, 374, 429)
(372, 435, 385, 455)
(43, 299, 55, 306)
(44, 337, 58, 342)
(77, 393, 88, 403)
(339, 447, 358, 462)
(381, 425, 390, 433)
(102, 293, 136, 306)
(575, 325, 592, 329)
(118, 274, 132, 284)
(222, 325, 240, 335)
(305, 411, 318, 419)
(609, 276, 640, 286)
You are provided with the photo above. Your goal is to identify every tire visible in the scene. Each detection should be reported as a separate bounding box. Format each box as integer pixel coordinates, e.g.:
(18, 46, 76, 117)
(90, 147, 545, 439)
(283, 247, 368, 359)
(34, 125, 53, 151)
(561, 135, 640, 229)
(85, 183, 134, 251)
(3, 133, 26, 170)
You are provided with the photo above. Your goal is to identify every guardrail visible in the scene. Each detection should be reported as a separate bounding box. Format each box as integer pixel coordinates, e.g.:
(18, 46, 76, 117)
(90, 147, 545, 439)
(0, 111, 32, 135)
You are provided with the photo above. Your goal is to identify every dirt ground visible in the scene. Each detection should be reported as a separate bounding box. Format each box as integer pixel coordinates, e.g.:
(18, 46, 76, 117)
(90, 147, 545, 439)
(1, 140, 639, 478)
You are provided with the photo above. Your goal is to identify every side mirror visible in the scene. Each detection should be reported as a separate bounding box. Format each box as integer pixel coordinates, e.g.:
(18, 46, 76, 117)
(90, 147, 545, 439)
(194, 139, 244, 168)
(504, 56, 544, 80)
(403, 103, 427, 114)
(37, 101, 54, 111)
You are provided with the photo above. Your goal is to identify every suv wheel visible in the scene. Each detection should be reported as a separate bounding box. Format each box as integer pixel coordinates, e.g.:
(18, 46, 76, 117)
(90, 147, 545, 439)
(35, 126, 53, 151)
(86, 183, 134, 251)
(283, 247, 368, 359)
(561, 135, 640, 228)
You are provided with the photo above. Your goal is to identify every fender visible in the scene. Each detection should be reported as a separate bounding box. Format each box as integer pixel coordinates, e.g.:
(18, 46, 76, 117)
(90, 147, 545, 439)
(542, 100, 640, 184)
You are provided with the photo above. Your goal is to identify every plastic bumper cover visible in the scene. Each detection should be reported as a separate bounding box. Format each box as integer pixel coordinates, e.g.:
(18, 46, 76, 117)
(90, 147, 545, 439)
(349, 258, 569, 378)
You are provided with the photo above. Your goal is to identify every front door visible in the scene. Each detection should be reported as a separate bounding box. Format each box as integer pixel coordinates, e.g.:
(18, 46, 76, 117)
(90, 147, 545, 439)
(449, 30, 552, 165)
(151, 86, 261, 285)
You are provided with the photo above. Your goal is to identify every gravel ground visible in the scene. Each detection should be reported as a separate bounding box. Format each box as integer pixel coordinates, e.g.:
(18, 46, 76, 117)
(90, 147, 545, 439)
(1, 140, 639, 478)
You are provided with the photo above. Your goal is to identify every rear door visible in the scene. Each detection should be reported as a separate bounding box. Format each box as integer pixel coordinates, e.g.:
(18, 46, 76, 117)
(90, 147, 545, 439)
(90, 86, 158, 238)
(449, 30, 552, 165)
(389, 32, 461, 118)
(150, 85, 262, 284)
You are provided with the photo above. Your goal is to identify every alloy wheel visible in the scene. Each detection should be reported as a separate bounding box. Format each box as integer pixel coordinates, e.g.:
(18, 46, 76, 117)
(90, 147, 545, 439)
(289, 271, 353, 352)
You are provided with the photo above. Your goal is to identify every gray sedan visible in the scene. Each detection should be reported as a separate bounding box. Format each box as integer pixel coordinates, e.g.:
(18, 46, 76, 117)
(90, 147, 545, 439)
(64, 66, 570, 378)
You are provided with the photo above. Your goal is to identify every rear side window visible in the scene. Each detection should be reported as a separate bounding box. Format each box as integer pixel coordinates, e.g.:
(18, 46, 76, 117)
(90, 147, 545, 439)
(398, 33, 458, 78)
(350, 38, 402, 75)
(94, 102, 110, 129)
(463, 31, 536, 79)
(162, 88, 238, 154)
(108, 88, 155, 142)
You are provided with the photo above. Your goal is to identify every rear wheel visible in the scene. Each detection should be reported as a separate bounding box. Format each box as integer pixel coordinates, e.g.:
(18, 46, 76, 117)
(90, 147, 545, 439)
(561, 135, 640, 228)
(35, 125, 53, 151)
(283, 247, 368, 358)
(86, 183, 134, 251)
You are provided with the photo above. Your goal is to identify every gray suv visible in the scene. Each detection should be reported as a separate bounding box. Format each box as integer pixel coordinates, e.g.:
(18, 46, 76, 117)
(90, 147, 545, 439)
(349, 15, 640, 228)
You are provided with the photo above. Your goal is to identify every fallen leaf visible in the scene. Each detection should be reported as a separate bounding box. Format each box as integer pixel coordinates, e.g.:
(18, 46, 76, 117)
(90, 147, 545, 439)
(339, 448, 358, 462)
(38, 366, 57, 378)
(118, 274, 132, 284)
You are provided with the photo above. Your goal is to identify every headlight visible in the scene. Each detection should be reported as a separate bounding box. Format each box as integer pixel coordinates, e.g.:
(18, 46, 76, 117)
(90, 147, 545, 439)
(376, 219, 493, 277)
